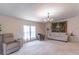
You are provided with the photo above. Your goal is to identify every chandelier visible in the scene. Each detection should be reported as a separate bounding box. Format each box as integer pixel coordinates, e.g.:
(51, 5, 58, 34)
(43, 12, 53, 22)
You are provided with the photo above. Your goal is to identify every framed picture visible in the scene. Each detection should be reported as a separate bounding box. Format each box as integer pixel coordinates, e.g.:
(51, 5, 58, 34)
(51, 21, 67, 32)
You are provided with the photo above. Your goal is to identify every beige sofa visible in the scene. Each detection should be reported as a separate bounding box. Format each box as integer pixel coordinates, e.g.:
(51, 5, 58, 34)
(48, 32, 68, 42)
(2, 33, 21, 55)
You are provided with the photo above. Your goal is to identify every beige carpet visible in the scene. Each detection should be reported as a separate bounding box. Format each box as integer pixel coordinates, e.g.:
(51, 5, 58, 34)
(11, 40, 79, 55)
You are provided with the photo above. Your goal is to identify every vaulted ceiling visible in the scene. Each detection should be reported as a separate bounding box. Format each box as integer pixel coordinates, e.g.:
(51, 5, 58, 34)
(0, 3, 78, 22)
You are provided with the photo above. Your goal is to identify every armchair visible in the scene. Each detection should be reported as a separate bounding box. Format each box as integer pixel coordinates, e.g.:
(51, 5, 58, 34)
(2, 33, 20, 55)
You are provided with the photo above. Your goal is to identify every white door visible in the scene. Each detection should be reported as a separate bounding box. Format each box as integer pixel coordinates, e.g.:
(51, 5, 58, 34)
(23, 25, 36, 41)
(30, 26, 36, 40)
(23, 25, 30, 41)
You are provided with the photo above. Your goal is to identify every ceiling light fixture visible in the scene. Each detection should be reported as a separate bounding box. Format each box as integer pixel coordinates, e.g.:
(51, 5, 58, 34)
(43, 12, 53, 23)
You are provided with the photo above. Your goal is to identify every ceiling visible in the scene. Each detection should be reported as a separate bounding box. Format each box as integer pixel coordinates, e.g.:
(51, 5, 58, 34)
(0, 3, 79, 22)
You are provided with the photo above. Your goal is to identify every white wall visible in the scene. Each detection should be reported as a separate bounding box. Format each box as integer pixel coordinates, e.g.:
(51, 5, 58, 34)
(1, 15, 79, 42)
(45, 16, 79, 42)
(0, 16, 45, 39)
(67, 16, 79, 35)
(67, 16, 79, 42)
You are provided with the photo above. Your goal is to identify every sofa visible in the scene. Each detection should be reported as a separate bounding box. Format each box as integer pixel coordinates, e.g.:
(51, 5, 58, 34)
(48, 32, 68, 42)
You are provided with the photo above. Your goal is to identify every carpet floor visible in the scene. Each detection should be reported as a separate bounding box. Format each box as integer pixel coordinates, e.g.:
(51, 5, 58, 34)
(11, 40, 79, 55)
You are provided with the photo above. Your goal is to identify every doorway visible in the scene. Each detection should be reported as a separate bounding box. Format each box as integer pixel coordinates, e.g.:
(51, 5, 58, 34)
(23, 25, 36, 42)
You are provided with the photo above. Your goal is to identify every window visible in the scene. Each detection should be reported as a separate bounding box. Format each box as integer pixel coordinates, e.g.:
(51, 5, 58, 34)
(23, 25, 36, 41)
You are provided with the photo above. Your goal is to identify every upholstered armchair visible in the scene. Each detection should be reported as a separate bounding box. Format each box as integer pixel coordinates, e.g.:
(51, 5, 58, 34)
(2, 33, 21, 55)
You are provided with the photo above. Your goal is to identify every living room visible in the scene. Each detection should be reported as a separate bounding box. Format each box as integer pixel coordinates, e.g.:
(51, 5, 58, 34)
(0, 3, 79, 55)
